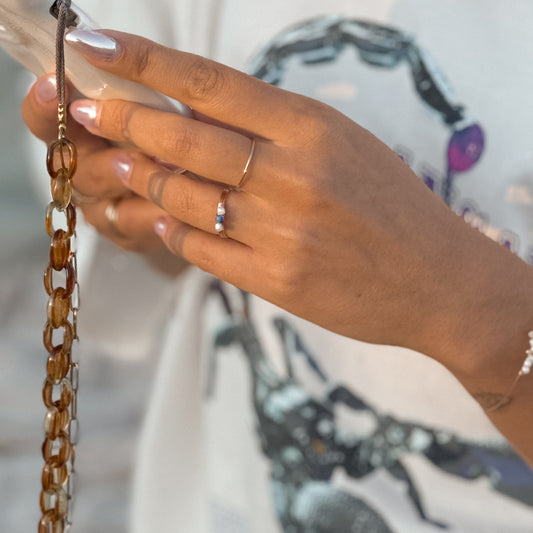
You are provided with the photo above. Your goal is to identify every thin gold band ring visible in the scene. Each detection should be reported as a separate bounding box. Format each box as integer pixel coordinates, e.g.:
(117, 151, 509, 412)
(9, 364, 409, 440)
(236, 138, 256, 190)
(104, 198, 128, 239)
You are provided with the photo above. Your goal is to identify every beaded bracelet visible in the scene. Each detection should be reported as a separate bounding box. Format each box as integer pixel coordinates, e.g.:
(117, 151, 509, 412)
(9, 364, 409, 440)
(481, 331, 533, 413)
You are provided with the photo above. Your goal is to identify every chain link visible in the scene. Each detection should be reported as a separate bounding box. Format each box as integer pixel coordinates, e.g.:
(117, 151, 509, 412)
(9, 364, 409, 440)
(40, 137, 79, 532)
(39, 3, 79, 530)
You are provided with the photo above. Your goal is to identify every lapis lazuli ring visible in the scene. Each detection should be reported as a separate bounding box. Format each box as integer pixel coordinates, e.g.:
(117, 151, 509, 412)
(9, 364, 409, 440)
(215, 188, 231, 238)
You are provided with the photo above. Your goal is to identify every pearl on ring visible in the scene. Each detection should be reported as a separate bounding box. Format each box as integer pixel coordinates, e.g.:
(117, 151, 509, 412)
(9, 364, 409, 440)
(216, 190, 231, 238)
(215, 202, 225, 232)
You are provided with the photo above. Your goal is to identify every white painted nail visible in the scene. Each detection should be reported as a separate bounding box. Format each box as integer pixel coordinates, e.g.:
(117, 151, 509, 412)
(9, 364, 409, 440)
(65, 29, 119, 60)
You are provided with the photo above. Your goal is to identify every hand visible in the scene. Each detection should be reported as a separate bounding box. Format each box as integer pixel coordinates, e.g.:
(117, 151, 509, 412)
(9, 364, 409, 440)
(64, 30, 533, 379)
(21, 74, 169, 252)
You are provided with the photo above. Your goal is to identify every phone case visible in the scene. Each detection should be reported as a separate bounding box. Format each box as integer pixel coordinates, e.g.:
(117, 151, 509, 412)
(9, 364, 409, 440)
(0, 0, 191, 115)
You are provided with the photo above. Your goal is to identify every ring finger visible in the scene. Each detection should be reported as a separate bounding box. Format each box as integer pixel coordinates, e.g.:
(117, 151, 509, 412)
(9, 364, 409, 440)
(114, 152, 266, 244)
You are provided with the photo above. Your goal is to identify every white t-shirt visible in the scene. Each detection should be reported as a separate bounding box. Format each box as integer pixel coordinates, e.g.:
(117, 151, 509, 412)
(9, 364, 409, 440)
(75, 1, 533, 531)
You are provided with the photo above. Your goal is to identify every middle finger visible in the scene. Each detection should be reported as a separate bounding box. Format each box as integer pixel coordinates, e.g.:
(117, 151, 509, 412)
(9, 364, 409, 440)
(69, 99, 278, 194)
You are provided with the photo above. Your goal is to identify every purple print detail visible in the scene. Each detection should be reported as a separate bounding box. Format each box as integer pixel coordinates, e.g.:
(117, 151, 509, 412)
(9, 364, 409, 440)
(459, 206, 474, 218)
(498, 230, 520, 254)
(421, 170, 437, 193)
(443, 123, 485, 205)
(395, 146, 414, 167)
(447, 124, 485, 172)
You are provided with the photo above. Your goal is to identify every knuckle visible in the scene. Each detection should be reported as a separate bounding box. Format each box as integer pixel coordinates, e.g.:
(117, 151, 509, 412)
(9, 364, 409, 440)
(160, 122, 199, 159)
(183, 59, 226, 104)
(118, 105, 135, 143)
(294, 100, 335, 147)
(270, 258, 308, 302)
(132, 41, 152, 79)
(269, 244, 310, 301)
(303, 114, 332, 145)
(167, 225, 186, 256)
(147, 171, 170, 209)
(100, 102, 137, 143)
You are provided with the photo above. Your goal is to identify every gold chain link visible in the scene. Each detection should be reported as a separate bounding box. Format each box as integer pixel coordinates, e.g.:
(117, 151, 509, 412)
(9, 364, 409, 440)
(39, 88, 80, 533)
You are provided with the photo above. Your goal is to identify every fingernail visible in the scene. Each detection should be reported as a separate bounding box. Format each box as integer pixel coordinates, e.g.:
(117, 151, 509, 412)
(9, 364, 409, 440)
(35, 75, 57, 104)
(65, 29, 119, 61)
(113, 154, 133, 184)
(154, 218, 167, 238)
(70, 100, 100, 128)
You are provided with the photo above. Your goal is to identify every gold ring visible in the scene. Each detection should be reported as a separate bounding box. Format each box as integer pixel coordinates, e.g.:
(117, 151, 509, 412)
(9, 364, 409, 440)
(215, 188, 231, 238)
(104, 198, 128, 239)
(236, 138, 256, 190)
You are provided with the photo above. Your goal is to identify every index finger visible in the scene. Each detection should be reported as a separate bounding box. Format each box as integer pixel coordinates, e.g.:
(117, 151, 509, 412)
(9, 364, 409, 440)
(65, 29, 325, 142)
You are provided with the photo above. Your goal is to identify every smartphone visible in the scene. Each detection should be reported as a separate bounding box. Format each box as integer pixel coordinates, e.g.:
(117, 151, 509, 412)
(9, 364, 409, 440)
(0, 0, 191, 115)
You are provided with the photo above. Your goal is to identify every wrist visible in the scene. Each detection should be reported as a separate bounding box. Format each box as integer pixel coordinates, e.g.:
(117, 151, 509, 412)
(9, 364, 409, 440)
(420, 217, 533, 392)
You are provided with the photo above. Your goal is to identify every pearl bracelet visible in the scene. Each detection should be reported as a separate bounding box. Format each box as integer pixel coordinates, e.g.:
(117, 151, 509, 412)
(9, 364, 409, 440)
(524, 332, 533, 374)
(483, 331, 533, 412)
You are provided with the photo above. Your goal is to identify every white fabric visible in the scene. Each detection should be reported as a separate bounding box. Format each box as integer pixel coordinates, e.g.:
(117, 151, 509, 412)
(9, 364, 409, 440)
(131, 268, 211, 532)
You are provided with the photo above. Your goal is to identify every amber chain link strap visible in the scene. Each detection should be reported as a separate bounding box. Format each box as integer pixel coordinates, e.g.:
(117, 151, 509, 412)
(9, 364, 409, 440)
(39, 1, 80, 531)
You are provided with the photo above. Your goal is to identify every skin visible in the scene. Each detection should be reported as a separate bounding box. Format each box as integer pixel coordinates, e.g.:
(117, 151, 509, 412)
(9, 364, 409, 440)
(22, 30, 533, 467)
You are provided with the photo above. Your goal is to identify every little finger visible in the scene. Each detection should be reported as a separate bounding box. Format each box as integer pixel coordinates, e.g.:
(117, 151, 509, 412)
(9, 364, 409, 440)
(154, 217, 261, 291)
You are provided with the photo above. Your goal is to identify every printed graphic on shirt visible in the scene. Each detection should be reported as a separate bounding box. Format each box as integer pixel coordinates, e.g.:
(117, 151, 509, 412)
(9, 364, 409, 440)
(208, 283, 533, 532)
(249, 14, 533, 260)
(248, 15, 485, 208)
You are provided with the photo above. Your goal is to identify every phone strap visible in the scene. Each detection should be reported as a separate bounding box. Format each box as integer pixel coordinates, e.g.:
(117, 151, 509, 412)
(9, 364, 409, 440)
(39, 1, 80, 531)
